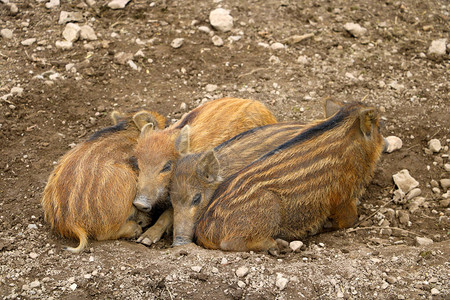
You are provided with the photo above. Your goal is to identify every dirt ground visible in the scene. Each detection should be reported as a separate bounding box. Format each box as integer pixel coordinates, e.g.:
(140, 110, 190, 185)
(1, 0, 449, 299)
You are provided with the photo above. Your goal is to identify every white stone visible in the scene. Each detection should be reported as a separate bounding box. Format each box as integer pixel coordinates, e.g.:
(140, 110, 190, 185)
(344, 22, 367, 37)
(297, 55, 309, 64)
(407, 188, 421, 200)
(257, 42, 270, 48)
(80, 25, 97, 41)
(134, 50, 145, 57)
(127, 60, 139, 70)
(108, 0, 131, 9)
(415, 236, 433, 246)
(69, 283, 77, 291)
(29, 280, 40, 288)
(271, 42, 285, 50)
(275, 273, 289, 290)
(1, 29, 13, 39)
(440, 179, 450, 191)
(59, 11, 83, 24)
(205, 84, 218, 92)
(198, 26, 211, 34)
(220, 257, 228, 265)
(84, 274, 92, 279)
(29, 252, 38, 259)
(237, 280, 246, 288)
(27, 223, 37, 230)
(428, 139, 441, 153)
(209, 8, 233, 32)
(212, 35, 223, 46)
(11, 87, 24, 96)
(389, 81, 404, 91)
(235, 266, 248, 278)
(21, 38, 36, 46)
(180, 102, 187, 111)
(269, 55, 280, 64)
(428, 39, 447, 56)
(55, 40, 73, 50)
(444, 163, 450, 172)
(431, 288, 440, 295)
(86, 0, 96, 6)
(385, 136, 403, 153)
(393, 169, 419, 193)
(211, 267, 219, 273)
(289, 241, 303, 252)
(171, 38, 184, 49)
(63, 23, 81, 42)
(45, 0, 60, 9)
(191, 266, 202, 273)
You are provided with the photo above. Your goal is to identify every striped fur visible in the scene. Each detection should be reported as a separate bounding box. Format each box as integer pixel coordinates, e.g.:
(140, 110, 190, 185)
(170, 121, 306, 245)
(133, 98, 277, 244)
(41, 110, 166, 253)
(194, 101, 386, 252)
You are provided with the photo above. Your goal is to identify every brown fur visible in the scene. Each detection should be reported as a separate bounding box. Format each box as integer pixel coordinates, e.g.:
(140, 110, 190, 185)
(194, 100, 386, 252)
(41, 110, 166, 253)
(170, 121, 307, 245)
(133, 98, 277, 244)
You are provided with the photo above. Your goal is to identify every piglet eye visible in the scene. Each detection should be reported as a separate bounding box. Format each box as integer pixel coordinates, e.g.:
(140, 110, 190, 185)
(161, 161, 172, 173)
(191, 193, 202, 206)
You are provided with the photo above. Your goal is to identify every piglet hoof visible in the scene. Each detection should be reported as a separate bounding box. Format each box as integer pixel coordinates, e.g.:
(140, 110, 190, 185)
(268, 247, 280, 257)
(275, 238, 292, 254)
(138, 237, 153, 246)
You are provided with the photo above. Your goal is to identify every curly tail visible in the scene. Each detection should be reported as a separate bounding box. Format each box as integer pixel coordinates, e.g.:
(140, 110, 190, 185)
(64, 226, 88, 254)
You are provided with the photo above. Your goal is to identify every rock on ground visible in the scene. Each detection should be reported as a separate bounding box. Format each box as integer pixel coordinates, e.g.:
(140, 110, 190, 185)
(1, 28, 13, 39)
(171, 38, 184, 49)
(344, 22, 367, 37)
(393, 169, 419, 193)
(108, 0, 131, 9)
(385, 136, 403, 153)
(428, 39, 447, 56)
(428, 139, 441, 153)
(63, 23, 81, 42)
(415, 236, 433, 246)
(80, 25, 97, 41)
(209, 8, 233, 32)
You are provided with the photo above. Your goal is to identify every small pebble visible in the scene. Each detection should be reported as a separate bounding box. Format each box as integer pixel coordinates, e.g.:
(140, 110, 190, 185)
(191, 266, 202, 273)
(393, 169, 419, 193)
(171, 38, 184, 49)
(275, 273, 289, 290)
(55, 40, 73, 50)
(344, 22, 367, 37)
(385, 136, 403, 153)
(69, 283, 77, 291)
(21, 38, 37, 46)
(1, 29, 13, 39)
(198, 26, 211, 34)
(415, 236, 433, 246)
(440, 179, 450, 191)
(430, 288, 440, 295)
(63, 23, 81, 43)
(209, 8, 233, 32)
(45, 0, 60, 9)
(220, 257, 228, 265)
(289, 240, 303, 252)
(29, 252, 38, 259)
(205, 84, 218, 92)
(428, 139, 441, 153)
(271, 42, 285, 50)
(444, 163, 450, 172)
(108, 0, 131, 9)
(212, 35, 224, 46)
(29, 280, 40, 289)
(237, 280, 246, 288)
(407, 188, 421, 200)
(428, 39, 447, 56)
(80, 25, 97, 41)
(235, 266, 248, 278)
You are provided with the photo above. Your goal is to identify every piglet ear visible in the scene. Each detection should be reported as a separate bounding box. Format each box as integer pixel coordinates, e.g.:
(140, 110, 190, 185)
(324, 99, 344, 118)
(175, 125, 190, 155)
(111, 111, 124, 125)
(139, 122, 155, 137)
(133, 111, 159, 131)
(196, 150, 220, 183)
(359, 108, 377, 137)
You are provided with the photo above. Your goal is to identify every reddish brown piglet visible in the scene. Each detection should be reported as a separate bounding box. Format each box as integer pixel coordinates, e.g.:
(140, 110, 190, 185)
(42, 109, 166, 253)
(194, 100, 386, 253)
(132, 97, 277, 245)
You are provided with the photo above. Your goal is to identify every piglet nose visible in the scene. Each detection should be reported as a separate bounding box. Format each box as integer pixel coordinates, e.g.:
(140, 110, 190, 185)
(133, 196, 152, 212)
